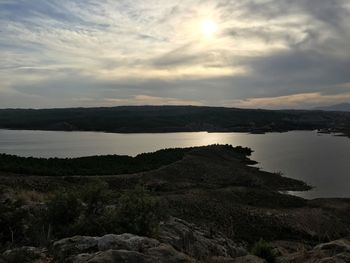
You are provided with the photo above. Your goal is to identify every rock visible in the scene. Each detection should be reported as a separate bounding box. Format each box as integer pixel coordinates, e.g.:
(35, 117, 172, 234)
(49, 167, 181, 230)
(321, 253, 350, 263)
(73, 249, 155, 263)
(53, 236, 98, 259)
(2, 246, 49, 263)
(315, 239, 350, 255)
(97, 233, 160, 252)
(53, 234, 161, 260)
(72, 245, 193, 263)
(72, 253, 93, 262)
(159, 217, 247, 260)
(277, 238, 350, 263)
(53, 233, 193, 263)
(271, 240, 312, 257)
(51, 216, 295, 262)
(145, 243, 193, 263)
(209, 255, 266, 262)
(232, 255, 267, 263)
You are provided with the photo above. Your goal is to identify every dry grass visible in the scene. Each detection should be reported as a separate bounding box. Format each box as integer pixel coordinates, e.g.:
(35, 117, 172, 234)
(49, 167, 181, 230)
(15, 190, 52, 204)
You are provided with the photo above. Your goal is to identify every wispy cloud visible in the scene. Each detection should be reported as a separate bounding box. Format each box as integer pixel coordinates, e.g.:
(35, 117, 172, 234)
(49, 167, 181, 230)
(0, 0, 350, 108)
(226, 91, 350, 109)
(90, 95, 204, 107)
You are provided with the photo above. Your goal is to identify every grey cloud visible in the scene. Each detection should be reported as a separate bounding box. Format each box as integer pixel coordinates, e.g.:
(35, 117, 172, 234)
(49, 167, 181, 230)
(299, 0, 348, 31)
(151, 43, 204, 67)
(1, 0, 350, 109)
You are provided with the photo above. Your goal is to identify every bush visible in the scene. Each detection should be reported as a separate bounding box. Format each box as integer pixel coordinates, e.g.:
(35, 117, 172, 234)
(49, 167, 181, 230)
(0, 200, 27, 247)
(71, 184, 167, 237)
(79, 179, 111, 216)
(116, 186, 167, 237)
(68, 180, 118, 236)
(71, 207, 119, 236)
(46, 191, 82, 237)
(251, 239, 276, 263)
(1, 183, 168, 248)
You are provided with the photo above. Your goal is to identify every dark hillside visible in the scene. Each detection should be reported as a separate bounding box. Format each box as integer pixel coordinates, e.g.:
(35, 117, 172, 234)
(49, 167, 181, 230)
(0, 106, 349, 135)
(0, 145, 349, 249)
(0, 147, 191, 176)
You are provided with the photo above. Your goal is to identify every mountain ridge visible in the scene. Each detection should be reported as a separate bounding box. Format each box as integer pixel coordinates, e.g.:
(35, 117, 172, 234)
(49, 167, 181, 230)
(315, 102, 350, 112)
(1, 106, 350, 136)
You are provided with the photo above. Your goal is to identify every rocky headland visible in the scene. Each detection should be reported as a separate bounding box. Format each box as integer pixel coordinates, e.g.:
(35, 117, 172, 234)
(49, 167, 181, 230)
(0, 145, 349, 262)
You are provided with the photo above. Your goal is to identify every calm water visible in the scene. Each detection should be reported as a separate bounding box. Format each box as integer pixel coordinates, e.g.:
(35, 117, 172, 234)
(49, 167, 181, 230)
(0, 129, 349, 199)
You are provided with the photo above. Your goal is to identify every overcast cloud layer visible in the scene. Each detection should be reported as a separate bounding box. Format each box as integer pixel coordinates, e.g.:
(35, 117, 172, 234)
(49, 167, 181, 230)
(1, 0, 350, 109)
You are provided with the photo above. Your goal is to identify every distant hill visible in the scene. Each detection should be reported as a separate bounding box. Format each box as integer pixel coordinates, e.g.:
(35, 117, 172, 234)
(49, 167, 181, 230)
(0, 105, 350, 136)
(316, 103, 350, 112)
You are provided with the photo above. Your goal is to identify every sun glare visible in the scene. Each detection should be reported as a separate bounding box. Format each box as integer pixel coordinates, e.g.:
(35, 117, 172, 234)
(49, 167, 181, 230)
(201, 19, 218, 38)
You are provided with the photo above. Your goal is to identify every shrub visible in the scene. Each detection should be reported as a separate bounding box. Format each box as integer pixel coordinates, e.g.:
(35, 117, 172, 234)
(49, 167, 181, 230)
(116, 186, 167, 237)
(71, 207, 119, 236)
(79, 179, 111, 216)
(1, 183, 168, 247)
(0, 200, 28, 247)
(68, 180, 116, 236)
(46, 191, 82, 237)
(71, 183, 167, 237)
(251, 239, 276, 263)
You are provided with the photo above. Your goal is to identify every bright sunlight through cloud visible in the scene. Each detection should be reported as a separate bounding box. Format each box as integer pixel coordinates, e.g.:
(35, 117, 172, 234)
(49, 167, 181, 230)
(201, 19, 218, 38)
(1, 0, 350, 108)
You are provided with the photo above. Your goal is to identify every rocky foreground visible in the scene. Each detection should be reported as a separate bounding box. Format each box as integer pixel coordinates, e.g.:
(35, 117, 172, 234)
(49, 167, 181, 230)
(2, 217, 350, 262)
(1, 145, 350, 262)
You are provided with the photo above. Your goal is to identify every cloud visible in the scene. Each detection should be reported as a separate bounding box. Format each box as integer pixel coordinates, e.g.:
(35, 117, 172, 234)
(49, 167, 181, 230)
(0, 0, 350, 108)
(102, 95, 204, 106)
(226, 91, 350, 109)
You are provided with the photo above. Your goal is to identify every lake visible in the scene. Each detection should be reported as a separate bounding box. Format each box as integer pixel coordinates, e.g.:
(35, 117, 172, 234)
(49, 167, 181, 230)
(0, 129, 349, 199)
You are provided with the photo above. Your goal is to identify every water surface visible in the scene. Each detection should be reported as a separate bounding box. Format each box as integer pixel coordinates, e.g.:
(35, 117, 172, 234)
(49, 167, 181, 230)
(0, 129, 349, 199)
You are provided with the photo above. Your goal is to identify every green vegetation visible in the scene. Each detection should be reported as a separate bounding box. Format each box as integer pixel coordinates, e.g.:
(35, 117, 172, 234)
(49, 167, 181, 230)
(0, 147, 191, 176)
(0, 106, 349, 135)
(251, 239, 276, 263)
(0, 181, 166, 250)
(46, 191, 82, 237)
(0, 145, 255, 177)
(0, 199, 27, 245)
(0, 145, 316, 247)
(1, 143, 346, 258)
(116, 186, 167, 236)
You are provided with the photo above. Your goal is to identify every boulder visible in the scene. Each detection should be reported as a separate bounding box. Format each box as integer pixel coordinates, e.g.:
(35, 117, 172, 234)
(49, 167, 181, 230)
(232, 255, 267, 263)
(145, 243, 193, 263)
(53, 233, 193, 263)
(97, 233, 160, 252)
(271, 240, 312, 256)
(314, 239, 350, 255)
(72, 245, 193, 263)
(73, 249, 155, 263)
(159, 217, 247, 260)
(53, 236, 98, 259)
(209, 255, 266, 262)
(49, 217, 262, 262)
(53, 234, 160, 259)
(277, 238, 350, 263)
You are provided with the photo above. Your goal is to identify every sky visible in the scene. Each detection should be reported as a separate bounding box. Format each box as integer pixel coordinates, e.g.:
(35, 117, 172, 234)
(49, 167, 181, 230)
(1, 0, 350, 109)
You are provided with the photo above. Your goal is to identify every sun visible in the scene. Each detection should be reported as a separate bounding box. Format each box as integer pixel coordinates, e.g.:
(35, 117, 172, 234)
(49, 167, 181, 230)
(201, 19, 218, 38)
